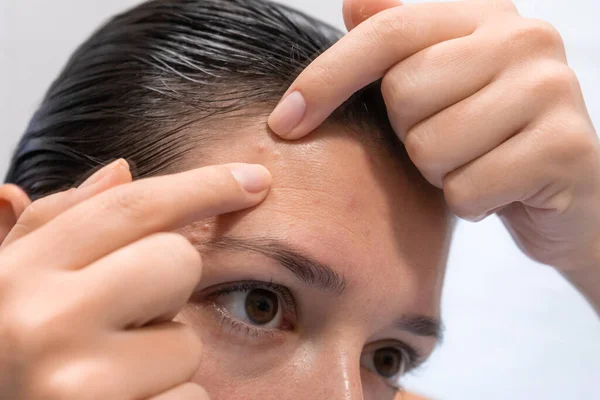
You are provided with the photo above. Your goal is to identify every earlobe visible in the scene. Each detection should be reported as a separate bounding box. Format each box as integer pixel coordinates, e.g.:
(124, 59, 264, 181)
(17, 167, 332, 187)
(0, 184, 32, 244)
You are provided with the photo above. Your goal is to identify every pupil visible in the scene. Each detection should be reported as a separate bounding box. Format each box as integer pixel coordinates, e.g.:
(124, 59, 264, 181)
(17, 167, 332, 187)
(244, 288, 279, 325)
(373, 348, 402, 378)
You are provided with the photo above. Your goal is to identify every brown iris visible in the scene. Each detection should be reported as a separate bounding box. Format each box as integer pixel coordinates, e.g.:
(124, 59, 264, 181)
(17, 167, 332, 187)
(244, 289, 279, 325)
(373, 348, 403, 378)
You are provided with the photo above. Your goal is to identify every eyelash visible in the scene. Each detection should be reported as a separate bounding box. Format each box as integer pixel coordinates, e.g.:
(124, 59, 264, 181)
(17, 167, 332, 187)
(193, 280, 422, 390)
(359, 342, 422, 393)
(202, 280, 297, 338)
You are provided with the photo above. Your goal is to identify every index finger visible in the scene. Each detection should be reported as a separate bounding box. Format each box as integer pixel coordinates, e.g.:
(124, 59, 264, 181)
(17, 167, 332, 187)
(268, 0, 488, 140)
(11, 163, 271, 269)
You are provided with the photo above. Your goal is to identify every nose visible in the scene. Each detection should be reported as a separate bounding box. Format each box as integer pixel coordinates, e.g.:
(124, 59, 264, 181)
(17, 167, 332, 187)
(302, 346, 363, 400)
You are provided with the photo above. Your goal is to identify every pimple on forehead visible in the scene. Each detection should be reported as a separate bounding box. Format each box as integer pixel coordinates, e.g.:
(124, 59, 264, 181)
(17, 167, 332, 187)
(176, 219, 217, 245)
(255, 141, 267, 154)
(251, 139, 282, 161)
(345, 195, 361, 213)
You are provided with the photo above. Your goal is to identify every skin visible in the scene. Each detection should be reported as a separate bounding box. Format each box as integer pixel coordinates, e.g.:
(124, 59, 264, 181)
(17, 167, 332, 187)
(176, 122, 451, 399)
(269, 0, 600, 314)
(0, 121, 451, 399)
(1, 0, 597, 398)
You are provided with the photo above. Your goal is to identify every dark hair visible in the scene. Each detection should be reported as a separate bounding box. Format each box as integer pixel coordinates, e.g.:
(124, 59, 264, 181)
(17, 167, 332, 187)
(5, 0, 406, 201)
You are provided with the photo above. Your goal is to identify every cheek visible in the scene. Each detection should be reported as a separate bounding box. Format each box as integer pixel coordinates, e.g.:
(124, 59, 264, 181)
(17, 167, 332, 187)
(361, 369, 399, 400)
(175, 306, 298, 399)
(189, 342, 312, 400)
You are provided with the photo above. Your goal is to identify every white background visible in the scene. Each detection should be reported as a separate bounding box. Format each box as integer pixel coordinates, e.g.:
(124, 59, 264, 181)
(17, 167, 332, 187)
(1, 1, 599, 399)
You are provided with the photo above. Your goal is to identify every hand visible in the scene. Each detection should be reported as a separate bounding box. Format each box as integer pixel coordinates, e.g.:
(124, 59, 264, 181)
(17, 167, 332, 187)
(0, 161, 271, 399)
(268, 0, 600, 278)
(0, 159, 131, 248)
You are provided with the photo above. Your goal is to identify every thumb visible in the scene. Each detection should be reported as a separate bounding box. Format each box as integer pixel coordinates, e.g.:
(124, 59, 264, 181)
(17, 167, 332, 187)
(343, 0, 404, 31)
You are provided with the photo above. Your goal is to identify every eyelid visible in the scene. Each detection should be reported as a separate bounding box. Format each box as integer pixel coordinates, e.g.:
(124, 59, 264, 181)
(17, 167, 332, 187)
(205, 280, 297, 316)
(190, 280, 298, 340)
(360, 348, 406, 392)
(362, 340, 422, 374)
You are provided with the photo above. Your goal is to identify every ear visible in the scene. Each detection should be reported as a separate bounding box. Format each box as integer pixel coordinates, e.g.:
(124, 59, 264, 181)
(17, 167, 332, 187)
(0, 184, 32, 244)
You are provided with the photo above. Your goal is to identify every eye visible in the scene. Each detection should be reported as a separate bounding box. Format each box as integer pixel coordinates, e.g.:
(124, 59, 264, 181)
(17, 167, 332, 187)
(217, 286, 283, 329)
(361, 346, 408, 389)
(196, 281, 297, 335)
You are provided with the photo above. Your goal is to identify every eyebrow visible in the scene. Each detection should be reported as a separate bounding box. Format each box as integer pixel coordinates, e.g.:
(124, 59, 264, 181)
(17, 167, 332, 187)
(205, 236, 347, 295)
(396, 314, 444, 342)
(203, 236, 443, 340)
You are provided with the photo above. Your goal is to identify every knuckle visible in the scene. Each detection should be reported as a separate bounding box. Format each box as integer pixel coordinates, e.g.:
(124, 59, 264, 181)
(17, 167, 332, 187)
(570, 133, 599, 164)
(18, 199, 47, 226)
(2, 305, 73, 356)
(508, 18, 564, 52)
(491, 0, 519, 13)
(381, 72, 418, 129)
(404, 129, 433, 172)
(35, 361, 100, 400)
(154, 232, 202, 275)
(524, 18, 564, 49)
(102, 185, 149, 221)
(310, 64, 338, 91)
(381, 73, 399, 104)
(552, 125, 598, 167)
(529, 63, 579, 99)
(18, 189, 77, 226)
(442, 172, 479, 219)
(381, 73, 419, 132)
(367, 7, 421, 48)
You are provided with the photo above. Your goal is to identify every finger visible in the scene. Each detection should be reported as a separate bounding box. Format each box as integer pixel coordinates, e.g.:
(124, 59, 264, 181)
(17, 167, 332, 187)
(268, 1, 489, 139)
(77, 158, 131, 189)
(402, 61, 565, 188)
(1, 159, 131, 248)
(81, 232, 202, 328)
(13, 163, 271, 270)
(50, 322, 203, 400)
(0, 184, 31, 244)
(382, 15, 567, 140)
(108, 323, 203, 399)
(343, 0, 403, 31)
(381, 33, 497, 139)
(442, 112, 594, 221)
(148, 383, 210, 400)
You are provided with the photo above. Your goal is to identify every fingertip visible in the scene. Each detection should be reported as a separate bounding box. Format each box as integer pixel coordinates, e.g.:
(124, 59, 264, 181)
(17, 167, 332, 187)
(76, 159, 133, 200)
(344, 0, 405, 31)
(0, 184, 32, 217)
(343, 0, 357, 30)
(115, 159, 133, 183)
(268, 91, 307, 139)
(224, 163, 272, 195)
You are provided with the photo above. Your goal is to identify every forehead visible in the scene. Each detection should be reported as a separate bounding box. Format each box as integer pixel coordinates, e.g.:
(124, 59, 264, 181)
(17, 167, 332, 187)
(181, 119, 453, 315)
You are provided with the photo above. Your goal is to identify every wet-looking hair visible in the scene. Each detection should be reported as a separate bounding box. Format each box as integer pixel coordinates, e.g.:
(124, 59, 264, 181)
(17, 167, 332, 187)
(5, 0, 406, 201)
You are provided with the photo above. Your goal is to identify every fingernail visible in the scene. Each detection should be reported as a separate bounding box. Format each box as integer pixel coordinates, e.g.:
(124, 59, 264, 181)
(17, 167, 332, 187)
(268, 91, 306, 137)
(79, 159, 129, 189)
(227, 164, 272, 194)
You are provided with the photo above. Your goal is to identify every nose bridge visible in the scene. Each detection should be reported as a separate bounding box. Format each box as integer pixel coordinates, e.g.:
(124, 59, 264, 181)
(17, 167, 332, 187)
(307, 341, 364, 400)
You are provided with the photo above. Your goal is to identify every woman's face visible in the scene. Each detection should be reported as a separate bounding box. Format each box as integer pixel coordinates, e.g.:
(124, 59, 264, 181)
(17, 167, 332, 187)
(174, 120, 453, 399)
